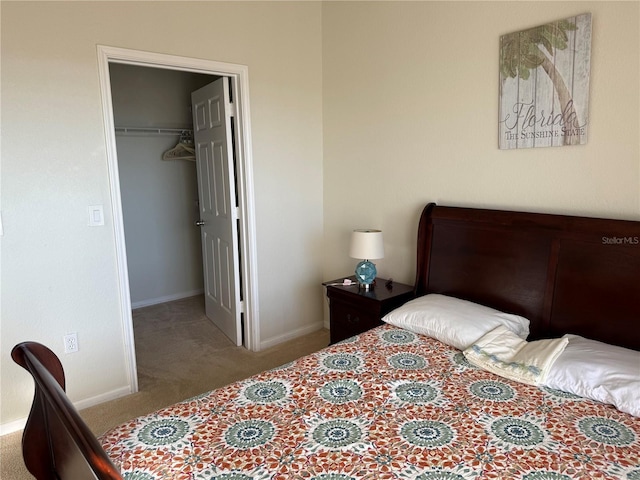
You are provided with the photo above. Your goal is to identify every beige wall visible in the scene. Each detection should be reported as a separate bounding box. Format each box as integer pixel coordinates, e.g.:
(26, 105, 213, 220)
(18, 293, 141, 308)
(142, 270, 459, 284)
(322, 1, 640, 285)
(1, 1, 324, 430)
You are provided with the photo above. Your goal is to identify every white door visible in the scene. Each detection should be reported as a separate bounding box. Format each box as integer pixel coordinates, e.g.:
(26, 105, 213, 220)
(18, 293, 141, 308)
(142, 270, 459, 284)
(192, 78, 242, 345)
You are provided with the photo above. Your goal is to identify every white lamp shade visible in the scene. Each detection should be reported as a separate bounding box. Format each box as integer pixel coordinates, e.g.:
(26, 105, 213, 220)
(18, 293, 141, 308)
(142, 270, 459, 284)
(349, 229, 384, 260)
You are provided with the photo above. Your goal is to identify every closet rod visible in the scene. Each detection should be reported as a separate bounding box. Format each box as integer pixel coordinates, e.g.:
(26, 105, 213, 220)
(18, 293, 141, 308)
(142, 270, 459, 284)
(115, 126, 193, 136)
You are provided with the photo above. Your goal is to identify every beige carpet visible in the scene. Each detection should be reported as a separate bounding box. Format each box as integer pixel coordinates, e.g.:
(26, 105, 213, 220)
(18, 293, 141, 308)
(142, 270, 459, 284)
(1, 295, 329, 479)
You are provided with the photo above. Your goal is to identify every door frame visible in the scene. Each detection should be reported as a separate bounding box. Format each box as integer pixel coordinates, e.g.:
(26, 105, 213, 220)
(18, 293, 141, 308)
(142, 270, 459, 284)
(97, 45, 261, 393)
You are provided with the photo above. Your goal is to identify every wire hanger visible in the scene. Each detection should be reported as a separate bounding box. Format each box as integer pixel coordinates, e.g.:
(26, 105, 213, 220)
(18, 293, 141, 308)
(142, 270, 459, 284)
(162, 130, 196, 161)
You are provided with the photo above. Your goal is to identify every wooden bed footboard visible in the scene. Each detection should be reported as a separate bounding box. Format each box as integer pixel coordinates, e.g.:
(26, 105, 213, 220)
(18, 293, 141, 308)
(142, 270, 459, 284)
(11, 342, 122, 480)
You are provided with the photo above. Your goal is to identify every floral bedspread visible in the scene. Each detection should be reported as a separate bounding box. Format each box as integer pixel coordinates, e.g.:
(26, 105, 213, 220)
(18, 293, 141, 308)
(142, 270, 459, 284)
(99, 325, 640, 480)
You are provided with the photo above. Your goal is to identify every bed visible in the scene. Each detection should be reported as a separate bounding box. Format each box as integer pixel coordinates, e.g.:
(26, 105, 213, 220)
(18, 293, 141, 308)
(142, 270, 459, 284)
(12, 202, 640, 479)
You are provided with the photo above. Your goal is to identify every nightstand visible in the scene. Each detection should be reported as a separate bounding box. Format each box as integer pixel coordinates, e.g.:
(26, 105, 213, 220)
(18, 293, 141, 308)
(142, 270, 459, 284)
(323, 277, 414, 344)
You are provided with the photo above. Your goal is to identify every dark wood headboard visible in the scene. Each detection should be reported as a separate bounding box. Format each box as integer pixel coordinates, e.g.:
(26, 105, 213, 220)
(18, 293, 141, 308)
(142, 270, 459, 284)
(415, 203, 640, 350)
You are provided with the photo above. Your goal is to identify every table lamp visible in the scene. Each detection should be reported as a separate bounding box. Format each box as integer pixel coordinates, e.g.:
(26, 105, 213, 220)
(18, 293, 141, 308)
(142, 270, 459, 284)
(349, 229, 384, 290)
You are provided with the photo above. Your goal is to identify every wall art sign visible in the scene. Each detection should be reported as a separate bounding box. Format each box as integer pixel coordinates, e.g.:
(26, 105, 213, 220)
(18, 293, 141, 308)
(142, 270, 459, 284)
(499, 13, 592, 149)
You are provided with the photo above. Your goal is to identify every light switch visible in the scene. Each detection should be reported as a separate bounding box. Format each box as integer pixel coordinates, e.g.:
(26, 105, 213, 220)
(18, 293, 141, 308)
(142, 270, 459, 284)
(88, 205, 104, 226)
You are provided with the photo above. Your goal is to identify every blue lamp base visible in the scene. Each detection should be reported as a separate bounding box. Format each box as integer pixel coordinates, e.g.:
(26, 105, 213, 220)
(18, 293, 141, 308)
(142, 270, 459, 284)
(354, 260, 377, 290)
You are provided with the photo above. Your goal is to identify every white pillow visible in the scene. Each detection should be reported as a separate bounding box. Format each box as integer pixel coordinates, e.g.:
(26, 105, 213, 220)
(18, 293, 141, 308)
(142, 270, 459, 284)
(544, 335, 640, 417)
(382, 294, 530, 351)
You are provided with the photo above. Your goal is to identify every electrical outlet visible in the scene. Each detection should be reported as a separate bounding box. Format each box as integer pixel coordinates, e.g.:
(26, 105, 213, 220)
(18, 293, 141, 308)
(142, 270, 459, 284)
(64, 333, 78, 353)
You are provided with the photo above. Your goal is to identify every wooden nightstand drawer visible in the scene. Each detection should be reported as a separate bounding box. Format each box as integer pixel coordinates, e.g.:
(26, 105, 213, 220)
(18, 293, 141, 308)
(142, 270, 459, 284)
(324, 277, 414, 344)
(330, 300, 381, 343)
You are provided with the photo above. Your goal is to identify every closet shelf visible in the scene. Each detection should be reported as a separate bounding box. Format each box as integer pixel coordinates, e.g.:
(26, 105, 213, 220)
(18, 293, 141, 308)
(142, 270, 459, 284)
(115, 126, 193, 137)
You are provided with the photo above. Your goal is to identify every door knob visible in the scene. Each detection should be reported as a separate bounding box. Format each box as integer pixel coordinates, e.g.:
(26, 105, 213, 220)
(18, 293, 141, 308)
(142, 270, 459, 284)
(195, 220, 205, 226)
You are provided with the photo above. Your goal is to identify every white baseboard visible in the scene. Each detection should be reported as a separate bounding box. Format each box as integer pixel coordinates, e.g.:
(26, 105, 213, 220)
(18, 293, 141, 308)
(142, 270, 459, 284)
(0, 418, 27, 436)
(0, 385, 132, 437)
(259, 321, 325, 351)
(131, 289, 204, 310)
(74, 385, 132, 412)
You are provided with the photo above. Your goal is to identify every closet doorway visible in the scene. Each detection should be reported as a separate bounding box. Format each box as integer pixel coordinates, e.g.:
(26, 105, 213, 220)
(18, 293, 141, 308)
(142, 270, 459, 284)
(110, 63, 213, 311)
(97, 46, 260, 394)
